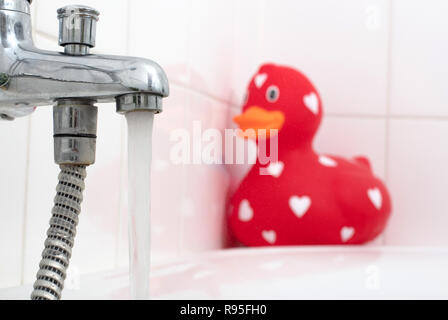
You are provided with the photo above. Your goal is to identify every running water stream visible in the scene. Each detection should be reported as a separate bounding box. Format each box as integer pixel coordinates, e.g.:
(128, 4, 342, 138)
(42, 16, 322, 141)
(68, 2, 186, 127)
(126, 111, 154, 300)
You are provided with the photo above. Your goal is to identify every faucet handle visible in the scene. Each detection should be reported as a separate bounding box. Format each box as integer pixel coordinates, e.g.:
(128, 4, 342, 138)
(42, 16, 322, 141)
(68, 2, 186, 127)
(57, 5, 100, 55)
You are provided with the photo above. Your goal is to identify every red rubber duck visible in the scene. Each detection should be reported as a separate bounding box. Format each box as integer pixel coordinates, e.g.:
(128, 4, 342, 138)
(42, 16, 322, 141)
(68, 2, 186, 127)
(229, 63, 392, 246)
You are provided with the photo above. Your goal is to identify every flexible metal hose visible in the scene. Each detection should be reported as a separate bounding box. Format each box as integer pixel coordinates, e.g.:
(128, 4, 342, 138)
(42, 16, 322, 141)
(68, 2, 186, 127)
(31, 165, 87, 300)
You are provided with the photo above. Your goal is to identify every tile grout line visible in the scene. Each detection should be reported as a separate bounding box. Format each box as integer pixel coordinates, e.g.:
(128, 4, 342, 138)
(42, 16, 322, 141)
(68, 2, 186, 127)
(19, 116, 33, 285)
(228, 101, 448, 121)
(382, 0, 395, 246)
(226, 0, 242, 137)
(31, 0, 37, 38)
(34, 22, 448, 123)
(113, 0, 133, 269)
(20, 0, 38, 281)
(34, 28, 448, 124)
(258, 0, 267, 58)
(169, 80, 233, 106)
(34, 30, 58, 42)
(177, 0, 194, 257)
(115, 117, 127, 268)
(384, 0, 395, 181)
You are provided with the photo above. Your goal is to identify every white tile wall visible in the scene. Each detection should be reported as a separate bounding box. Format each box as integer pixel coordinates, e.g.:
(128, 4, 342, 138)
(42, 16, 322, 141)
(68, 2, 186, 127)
(0, 117, 30, 288)
(179, 90, 230, 253)
(258, 0, 391, 116)
(128, 0, 191, 85)
(188, 0, 236, 102)
(1, 0, 448, 288)
(129, 0, 191, 85)
(390, 0, 448, 117)
(386, 119, 448, 246)
(229, 0, 267, 108)
(21, 106, 59, 284)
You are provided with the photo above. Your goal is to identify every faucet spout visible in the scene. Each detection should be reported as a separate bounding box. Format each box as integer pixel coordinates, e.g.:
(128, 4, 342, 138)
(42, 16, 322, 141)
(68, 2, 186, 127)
(4, 47, 170, 104)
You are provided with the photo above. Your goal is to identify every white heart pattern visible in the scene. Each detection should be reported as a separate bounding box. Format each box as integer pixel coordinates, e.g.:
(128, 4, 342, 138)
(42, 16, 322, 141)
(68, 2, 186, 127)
(303, 92, 319, 115)
(262, 230, 277, 244)
(289, 196, 312, 218)
(267, 161, 284, 178)
(368, 188, 382, 210)
(319, 155, 338, 167)
(340, 227, 355, 242)
(254, 73, 268, 88)
(238, 199, 254, 222)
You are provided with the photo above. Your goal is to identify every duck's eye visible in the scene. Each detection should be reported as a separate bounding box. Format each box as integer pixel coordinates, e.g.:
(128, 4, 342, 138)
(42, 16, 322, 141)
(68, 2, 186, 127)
(266, 85, 280, 103)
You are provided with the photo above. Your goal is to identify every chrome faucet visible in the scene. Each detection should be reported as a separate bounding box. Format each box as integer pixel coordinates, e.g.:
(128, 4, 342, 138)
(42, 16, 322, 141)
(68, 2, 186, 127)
(0, 0, 168, 117)
(0, 0, 169, 300)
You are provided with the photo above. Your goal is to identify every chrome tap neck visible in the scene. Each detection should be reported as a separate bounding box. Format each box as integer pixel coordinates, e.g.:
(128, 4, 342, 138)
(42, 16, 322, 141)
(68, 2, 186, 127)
(0, 3, 34, 48)
(0, 0, 31, 14)
(57, 5, 100, 55)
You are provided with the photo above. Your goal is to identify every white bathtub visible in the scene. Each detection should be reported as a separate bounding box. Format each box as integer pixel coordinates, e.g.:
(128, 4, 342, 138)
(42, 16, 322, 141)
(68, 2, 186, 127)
(1, 247, 448, 299)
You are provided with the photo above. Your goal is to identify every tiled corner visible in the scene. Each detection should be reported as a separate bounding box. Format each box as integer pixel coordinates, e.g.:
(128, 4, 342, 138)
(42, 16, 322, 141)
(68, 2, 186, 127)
(116, 84, 232, 263)
(179, 162, 230, 253)
(128, 0, 191, 85)
(386, 119, 448, 246)
(179, 91, 231, 253)
(0, 117, 29, 288)
(390, 0, 448, 117)
(259, 0, 390, 116)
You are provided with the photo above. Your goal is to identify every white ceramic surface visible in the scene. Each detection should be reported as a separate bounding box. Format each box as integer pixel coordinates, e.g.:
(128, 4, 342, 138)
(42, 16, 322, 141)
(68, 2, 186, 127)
(2, 247, 447, 300)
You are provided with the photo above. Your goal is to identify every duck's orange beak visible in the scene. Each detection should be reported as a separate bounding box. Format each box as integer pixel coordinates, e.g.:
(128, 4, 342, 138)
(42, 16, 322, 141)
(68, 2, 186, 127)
(233, 106, 285, 139)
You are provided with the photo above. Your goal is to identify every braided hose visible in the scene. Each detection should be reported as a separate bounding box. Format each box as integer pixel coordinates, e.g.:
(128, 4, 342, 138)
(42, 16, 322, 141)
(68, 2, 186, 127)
(31, 165, 87, 300)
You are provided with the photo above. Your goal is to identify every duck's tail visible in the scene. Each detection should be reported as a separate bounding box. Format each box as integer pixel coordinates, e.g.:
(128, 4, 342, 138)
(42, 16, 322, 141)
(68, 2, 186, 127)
(353, 156, 372, 171)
